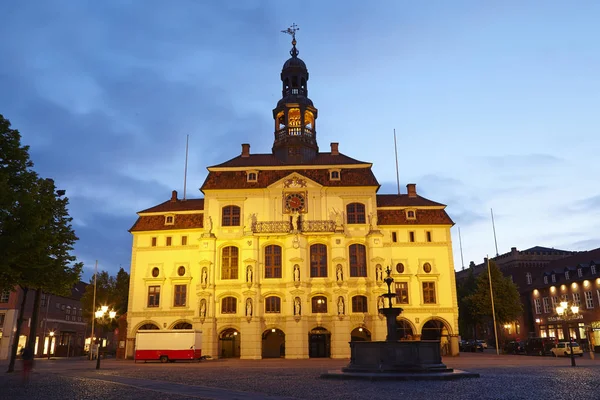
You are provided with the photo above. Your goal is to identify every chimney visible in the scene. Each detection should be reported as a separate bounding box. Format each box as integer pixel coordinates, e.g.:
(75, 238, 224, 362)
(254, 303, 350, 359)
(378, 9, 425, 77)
(406, 183, 417, 198)
(330, 142, 339, 155)
(511, 247, 517, 253)
(171, 190, 178, 202)
(241, 143, 250, 158)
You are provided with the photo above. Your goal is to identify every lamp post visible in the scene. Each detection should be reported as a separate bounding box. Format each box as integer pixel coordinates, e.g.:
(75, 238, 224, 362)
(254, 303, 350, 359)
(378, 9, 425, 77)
(555, 301, 579, 367)
(48, 331, 54, 360)
(94, 306, 117, 370)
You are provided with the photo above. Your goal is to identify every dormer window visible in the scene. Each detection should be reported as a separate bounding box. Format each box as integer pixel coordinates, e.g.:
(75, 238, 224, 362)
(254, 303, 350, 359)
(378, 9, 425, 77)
(565, 271, 570, 280)
(165, 215, 175, 225)
(406, 210, 416, 220)
(577, 268, 583, 277)
(551, 274, 556, 283)
(526, 272, 532, 285)
(247, 171, 258, 182)
(329, 169, 341, 181)
(544, 276, 548, 285)
(592, 265, 597, 275)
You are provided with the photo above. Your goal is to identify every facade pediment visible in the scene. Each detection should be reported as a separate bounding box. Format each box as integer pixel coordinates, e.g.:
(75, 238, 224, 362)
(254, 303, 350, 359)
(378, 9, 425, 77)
(268, 172, 322, 190)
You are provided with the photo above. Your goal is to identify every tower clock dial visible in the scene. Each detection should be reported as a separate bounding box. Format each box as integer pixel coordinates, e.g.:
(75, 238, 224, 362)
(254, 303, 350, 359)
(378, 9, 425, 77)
(285, 193, 306, 213)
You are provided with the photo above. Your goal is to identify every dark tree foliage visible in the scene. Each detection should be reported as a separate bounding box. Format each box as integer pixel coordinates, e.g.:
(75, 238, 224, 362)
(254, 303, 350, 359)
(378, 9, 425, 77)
(1, 114, 82, 372)
(465, 260, 523, 345)
(457, 268, 479, 339)
(81, 268, 130, 327)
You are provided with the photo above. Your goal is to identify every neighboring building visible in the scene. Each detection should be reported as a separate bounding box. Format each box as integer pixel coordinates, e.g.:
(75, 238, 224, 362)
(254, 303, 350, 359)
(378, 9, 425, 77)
(528, 247, 600, 351)
(126, 34, 460, 359)
(456, 246, 576, 339)
(0, 282, 88, 359)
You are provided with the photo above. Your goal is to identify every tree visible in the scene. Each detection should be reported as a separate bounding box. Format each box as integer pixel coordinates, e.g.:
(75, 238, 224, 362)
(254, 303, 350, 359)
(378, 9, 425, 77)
(0, 114, 38, 289)
(466, 260, 523, 346)
(1, 115, 82, 372)
(81, 268, 130, 330)
(457, 268, 479, 339)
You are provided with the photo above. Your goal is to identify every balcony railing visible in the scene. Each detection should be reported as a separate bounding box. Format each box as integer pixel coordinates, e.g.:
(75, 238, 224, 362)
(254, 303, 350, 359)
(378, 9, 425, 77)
(252, 220, 336, 234)
(275, 127, 314, 140)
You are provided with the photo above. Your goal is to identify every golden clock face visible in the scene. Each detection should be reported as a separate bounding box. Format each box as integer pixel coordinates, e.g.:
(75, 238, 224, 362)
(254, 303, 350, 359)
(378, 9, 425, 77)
(285, 193, 305, 212)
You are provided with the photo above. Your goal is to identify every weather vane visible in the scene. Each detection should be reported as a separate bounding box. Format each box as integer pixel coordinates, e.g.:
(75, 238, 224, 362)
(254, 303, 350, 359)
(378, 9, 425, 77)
(281, 23, 299, 41)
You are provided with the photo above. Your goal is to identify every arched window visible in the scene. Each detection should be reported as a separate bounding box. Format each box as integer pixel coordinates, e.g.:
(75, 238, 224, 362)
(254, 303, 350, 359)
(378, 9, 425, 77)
(172, 322, 192, 329)
(222, 205, 241, 226)
(310, 244, 327, 278)
(221, 246, 239, 279)
(265, 296, 281, 313)
(221, 297, 237, 314)
(138, 323, 159, 330)
(305, 110, 314, 130)
(277, 111, 285, 130)
(288, 108, 301, 129)
(346, 203, 366, 224)
(264, 245, 282, 278)
(311, 296, 327, 313)
(349, 244, 367, 277)
(352, 296, 368, 313)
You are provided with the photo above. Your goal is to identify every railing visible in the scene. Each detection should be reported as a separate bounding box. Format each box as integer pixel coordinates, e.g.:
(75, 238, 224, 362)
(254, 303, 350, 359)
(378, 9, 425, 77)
(252, 220, 336, 234)
(253, 221, 291, 233)
(301, 220, 336, 233)
(275, 128, 314, 140)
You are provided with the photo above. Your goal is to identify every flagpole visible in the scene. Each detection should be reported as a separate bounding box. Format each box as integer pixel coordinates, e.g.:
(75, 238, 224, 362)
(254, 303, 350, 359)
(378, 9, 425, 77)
(89, 260, 98, 360)
(458, 227, 465, 270)
(393, 129, 400, 195)
(491, 208, 499, 257)
(183, 134, 189, 200)
(487, 255, 500, 355)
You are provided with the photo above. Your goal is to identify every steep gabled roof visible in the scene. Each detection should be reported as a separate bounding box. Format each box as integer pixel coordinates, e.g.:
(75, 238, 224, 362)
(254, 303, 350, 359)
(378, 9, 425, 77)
(376, 194, 445, 208)
(201, 167, 379, 191)
(139, 198, 204, 214)
(129, 213, 204, 232)
(209, 152, 368, 168)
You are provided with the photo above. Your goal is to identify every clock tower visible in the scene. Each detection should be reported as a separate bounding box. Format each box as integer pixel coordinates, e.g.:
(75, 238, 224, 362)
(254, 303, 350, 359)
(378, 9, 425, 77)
(272, 24, 319, 164)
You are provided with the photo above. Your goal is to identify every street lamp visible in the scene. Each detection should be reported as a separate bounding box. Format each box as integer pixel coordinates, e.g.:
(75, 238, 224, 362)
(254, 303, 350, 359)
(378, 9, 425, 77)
(48, 331, 55, 360)
(94, 306, 117, 370)
(555, 301, 580, 367)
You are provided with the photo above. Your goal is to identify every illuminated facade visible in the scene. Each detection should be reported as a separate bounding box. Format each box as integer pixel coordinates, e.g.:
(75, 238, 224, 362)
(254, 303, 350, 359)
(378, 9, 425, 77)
(126, 32, 460, 359)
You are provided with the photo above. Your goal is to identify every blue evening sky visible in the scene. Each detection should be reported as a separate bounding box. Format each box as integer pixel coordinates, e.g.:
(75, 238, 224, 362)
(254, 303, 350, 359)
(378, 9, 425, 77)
(2, 1, 599, 280)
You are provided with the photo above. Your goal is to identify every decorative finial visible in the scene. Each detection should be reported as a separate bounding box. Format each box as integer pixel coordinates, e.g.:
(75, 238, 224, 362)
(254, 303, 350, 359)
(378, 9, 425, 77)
(281, 23, 300, 57)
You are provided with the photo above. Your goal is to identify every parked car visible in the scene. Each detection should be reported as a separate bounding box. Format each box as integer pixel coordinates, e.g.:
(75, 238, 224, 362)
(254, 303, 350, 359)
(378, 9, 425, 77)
(460, 340, 484, 352)
(503, 340, 526, 354)
(477, 340, 488, 350)
(525, 337, 557, 356)
(550, 342, 584, 357)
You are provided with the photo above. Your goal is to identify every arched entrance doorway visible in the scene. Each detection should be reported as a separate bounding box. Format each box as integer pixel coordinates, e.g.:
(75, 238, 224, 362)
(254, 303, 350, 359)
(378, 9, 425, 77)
(262, 328, 285, 358)
(421, 319, 449, 340)
(350, 327, 371, 342)
(219, 328, 240, 358)
(137, 323, 160, 331)
(309, 327, 330, 358)
(396, 318, 414, 340)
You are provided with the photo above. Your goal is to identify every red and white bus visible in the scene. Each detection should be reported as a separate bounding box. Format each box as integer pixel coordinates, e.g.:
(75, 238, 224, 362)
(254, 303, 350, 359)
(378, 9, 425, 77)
(134, 330, 202, 363)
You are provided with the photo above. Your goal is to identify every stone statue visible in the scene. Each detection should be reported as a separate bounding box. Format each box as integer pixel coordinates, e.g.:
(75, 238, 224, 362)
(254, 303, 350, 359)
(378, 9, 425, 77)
(376, 265, 383, 281)
(246, 266, 253, 283)
(336, 265, 343, 282)
(331, 209, 343, 228)
(201, 268, 208, 286)
(246, 213, 256, 230)
(369, 211, 378, 229)
(378, 296, 384, 310)
(292, 213, 300, 231)
(294, 297, 301, 315)
(337, 297, 344, 315)
(294, 265, 300, 282)
(205, 215, 213, 234)
(246, 298, 253, 317)
(200, 299, 206, 317)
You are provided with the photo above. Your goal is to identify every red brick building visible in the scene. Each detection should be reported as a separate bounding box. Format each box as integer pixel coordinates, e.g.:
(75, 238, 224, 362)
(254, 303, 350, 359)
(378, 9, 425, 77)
(0, 282, 88, 359)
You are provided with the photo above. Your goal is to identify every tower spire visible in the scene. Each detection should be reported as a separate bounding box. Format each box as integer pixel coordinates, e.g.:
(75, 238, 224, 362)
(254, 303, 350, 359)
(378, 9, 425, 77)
(281, 23, 300, 57)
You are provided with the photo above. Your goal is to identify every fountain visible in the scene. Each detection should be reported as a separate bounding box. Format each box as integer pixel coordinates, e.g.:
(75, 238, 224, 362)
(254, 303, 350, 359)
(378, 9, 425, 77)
(321, 267, 479, 380)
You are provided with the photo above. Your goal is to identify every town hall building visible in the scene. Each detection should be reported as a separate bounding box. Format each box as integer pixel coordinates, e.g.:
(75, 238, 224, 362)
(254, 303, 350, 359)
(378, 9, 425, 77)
(126, 30, 460, 359)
